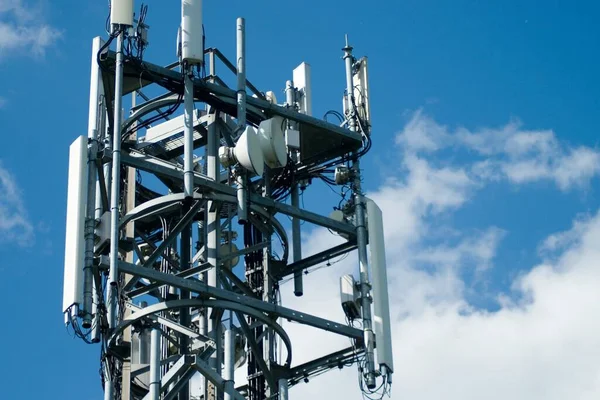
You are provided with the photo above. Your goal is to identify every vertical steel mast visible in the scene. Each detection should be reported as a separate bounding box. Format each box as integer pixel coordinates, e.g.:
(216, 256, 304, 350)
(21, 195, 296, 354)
(62, 2, 394, 399)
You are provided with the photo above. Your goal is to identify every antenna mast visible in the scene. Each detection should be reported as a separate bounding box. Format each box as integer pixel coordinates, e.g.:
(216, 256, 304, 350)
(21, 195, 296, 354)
(62, 1, 393, 399)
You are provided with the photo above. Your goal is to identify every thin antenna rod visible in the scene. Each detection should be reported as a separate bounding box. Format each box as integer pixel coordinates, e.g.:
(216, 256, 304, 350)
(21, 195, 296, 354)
(236, 17, 248, 224)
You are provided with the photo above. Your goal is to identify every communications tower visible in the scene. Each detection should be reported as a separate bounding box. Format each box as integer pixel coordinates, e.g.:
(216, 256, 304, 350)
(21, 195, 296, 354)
(62, 1, 394, 399)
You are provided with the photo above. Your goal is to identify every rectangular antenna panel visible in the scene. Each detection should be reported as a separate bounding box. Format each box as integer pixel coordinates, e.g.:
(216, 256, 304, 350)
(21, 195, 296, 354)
(181, 0, 204, 64)
(94, 211, 111, 253)
(62, 136, 89, 319)
(293, 62, 312, 116)
(145, 109, 202, 143)
(365, 197, 394, 373)
(353, 57, 371, 129)
(88, 37, 105, 135)
(340, 274, 361, 320)
(110, 0, 134, 26)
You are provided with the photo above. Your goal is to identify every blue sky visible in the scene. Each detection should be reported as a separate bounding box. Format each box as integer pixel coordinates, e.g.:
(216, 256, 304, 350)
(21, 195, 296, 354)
(2, 1, 600, 399)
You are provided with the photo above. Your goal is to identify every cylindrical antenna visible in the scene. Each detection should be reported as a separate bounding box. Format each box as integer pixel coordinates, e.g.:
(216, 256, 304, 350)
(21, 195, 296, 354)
(149, 326, 161, 400)
(223, 328, 235, 400)
(343, 35, 356, 132)
(236, 17, 246, 128)
(181, 0, 204, 64)
(110, 0, 134, 27)
(182, 0, 202, 198)
(236, 17, 249, 224)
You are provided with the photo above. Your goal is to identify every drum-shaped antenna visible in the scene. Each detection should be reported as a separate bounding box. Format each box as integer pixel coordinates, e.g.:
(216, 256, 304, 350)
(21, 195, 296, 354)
(258, 116, 288, 168)
(234, 126, 265, 176)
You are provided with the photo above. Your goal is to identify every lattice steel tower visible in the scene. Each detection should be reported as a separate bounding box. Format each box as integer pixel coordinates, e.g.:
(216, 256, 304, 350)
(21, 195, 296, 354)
(62, 1, 394, 399)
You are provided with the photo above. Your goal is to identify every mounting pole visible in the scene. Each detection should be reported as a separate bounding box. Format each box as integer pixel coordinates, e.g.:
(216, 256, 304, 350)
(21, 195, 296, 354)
(149, 326, 161, 400)
(278, 379, 289, 400)
(82, 36, 103, 328)
(177, 61, 197, 400)
(285, 80, 304, 297)
(92, 88, 108, 343)
(223, 324, 235, 400)
(206, 115, 220, 399)
(344, 35, 376, 389)
(106, 28, 126, 400)
(184, 67, 195, 199)
(236, 17, 248, 224)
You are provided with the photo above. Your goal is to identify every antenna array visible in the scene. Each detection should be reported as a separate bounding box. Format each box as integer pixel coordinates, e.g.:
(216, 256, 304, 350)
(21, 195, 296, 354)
(62, 1, 394, 399)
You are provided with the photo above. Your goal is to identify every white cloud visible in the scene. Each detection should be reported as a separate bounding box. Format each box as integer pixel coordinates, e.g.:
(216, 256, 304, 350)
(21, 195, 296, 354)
(396, 109, 600, 190)
(367, 155, 476, 251)
(413, 226, 506, 273)
(0, 0, 61, 58)
(0, 96, 6, 108)
(395, 109, 451, 152)
(0, 161, 33, 246)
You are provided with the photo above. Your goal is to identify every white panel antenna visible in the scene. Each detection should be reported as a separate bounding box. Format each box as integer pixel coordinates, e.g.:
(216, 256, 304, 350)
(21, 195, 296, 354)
(181, 0, 204, 64)
(144, 109, 203, 143)
(353, 57, 371, 130)
(293, 62, 312, 116)
(110, 0, 134, 27)
(258, 116, 288, 168)
(63, 136, 89, 323)
(365, 197, 394, 374)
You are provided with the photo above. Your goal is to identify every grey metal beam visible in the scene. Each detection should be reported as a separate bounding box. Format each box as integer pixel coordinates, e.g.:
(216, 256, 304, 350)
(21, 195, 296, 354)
(162, 366, 197, 400)
(95, 159, 110, 213)
(135, 228, 180, 272)
(161, 355, 192, 394)
(118, 150, 357, 236)
(120, 193, 189, 228)
(121, 150, 230, 195)
(127, 262, 212, 298)
(282, 240, 358, 278)
(107, 298, 293, 366)
(121, 199, 203, 293)
(233, 312, 276, 390)
(140, 199, 204, 270)
(102, 51, 362, 157)
(219, 267, 258, 299)
(250, 194, 356, 236)
(142, 355, 192, 400)
(107, 258, 363, 339)
(121, 151, 356, 236)
(192, 356, 246, 400)
(108, 50, 360, 142)
(205, 48, 265, 100)
(200, 78, 362, 143)
(131, 354, 180, 378)
(126, 303, 213, 345)
(287, 346, 360, 383)
(220, 277, 276, 389)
